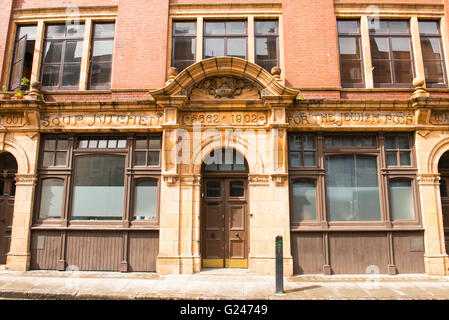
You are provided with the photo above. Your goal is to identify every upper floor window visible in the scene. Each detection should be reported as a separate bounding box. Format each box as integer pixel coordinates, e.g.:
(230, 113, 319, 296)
(369, 20, 414, 87)
(255, 20, 279, 72)
(10, 25, 37, 91)
(337, 20, 364, 87)
(41, 24, 85, 90)
(203, 20, 247, 59)
(172, 21, 196, 72)
(419, 20, 446, 87)
(88, 22, 115, 90)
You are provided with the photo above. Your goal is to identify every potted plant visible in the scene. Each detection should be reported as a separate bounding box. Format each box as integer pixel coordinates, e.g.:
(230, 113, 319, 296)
(13, 89, 24, 100)
(0, 86, 11, 100)
(20, 77, 30, 91)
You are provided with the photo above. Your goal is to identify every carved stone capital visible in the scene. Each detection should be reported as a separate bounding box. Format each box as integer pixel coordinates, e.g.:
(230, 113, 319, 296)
(163, 174, 179, 186)
(417, 173, 440, 186)
(271, 173, 288, 186)
(15, 174, 38, 186)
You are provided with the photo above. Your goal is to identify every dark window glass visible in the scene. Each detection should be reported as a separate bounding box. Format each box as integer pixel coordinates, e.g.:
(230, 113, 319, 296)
(292, 179, 316, 221)
(71, 155, 125, 220)
(440, 179, 448, 197)
(134, 135, 161, 167)
(89, 23, 115, 89)
(338, 20, 364, 86)
(389, 179, 414, 220)
(133, 179, 158, 221)
(172, 21, 196, 71)
(10, 25, 37, 90)
(230, 181, 244, 197)
(369, 20, 414, 87)
(206, 181, 220, 197)
(204, 149, 247, 171)
(419, 21, 446, 87)
(39, 178, 64, 220)
(326, 155, 381, 221)
(255, 20, 278, 72)
(324, 135, 376, 148)
(385, 135, 412, 167)
(289, 135, 316, 167)
(204, 21, 247, 59)
(41, 24, 84, 89)
(41, 136, 68, 167)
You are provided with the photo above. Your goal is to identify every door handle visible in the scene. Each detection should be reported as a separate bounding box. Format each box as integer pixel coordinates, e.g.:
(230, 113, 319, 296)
(235, 232, 239, 237)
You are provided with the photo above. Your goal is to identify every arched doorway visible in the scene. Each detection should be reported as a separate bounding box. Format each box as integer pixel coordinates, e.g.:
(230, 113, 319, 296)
(0, 152, 17, 264)
(201, 148, 249, 268)
(438, 151, 449, 254)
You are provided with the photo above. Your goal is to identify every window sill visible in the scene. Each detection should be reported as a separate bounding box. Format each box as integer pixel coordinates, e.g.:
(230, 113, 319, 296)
(31, 224, 160, 231)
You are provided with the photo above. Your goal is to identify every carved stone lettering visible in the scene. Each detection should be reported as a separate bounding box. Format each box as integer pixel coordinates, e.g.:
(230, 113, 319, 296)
(430, 111, 449, 125)
(182, 111, 267, 126)
(0, 113, 25, 127)
(287, 111, 414, 127)
(40, 112, 163, 129)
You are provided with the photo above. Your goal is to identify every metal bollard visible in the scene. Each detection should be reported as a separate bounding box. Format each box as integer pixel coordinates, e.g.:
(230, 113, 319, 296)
(275, 235, 284, 294)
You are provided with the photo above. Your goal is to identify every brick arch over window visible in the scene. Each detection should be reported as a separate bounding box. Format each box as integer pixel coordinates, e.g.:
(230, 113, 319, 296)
(150, 56, 300, 98)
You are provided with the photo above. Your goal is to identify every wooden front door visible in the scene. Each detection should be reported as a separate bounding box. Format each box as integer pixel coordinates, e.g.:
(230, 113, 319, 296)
(202, 178, 248, 268)
(0, 177, 15, 264)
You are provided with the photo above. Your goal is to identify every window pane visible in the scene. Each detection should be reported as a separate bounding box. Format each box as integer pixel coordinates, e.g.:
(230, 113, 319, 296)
(326, 155, 381, 221)
(341, 59, 363, 84)
(390, 179, 414, 220)
(255, 21, 277, 34)
(44, 41, 62, 63)
(97, 138, 108, 149)
(62, 64, 81, 86)
(92, 40, 114, 62)
(148, 151, 160, 165)
(42, 65, 60, 87)
(290, 152, 302, 167)
(421, 38, 441, 60)
(72, 155, 125, 220)
(149, 136, 161, 149)
(78, 138, 88, 148)
(372, 60, 392, 84)
(43, 152, 54, 167)
(205, 22, 225, 35)
(400, 151, 411, 166)
(64, 41, 83, 63)
(134, 151, 146, 166)
(227, 38, 246, 59)
(292, 180, 316, 221)
(398, 135, 410, 149)
(256, 37, 277, 60)
(55, 152, 67, 166)
(90, 63, 112, 86)
(339, 37, 361, 59)
(289, 135, 302, 150)
(136, 137, 147, 149)
(385, 136, 396, 149)
(389, 21, 408, 34)
(18, 25, 37, 41)
(424, 60, 444, 84)
(133, 180, 157, 220)
(206, 181, 220, 197)
(337, 20, 359, 34)
(394, 60, 413, 83)
(57, 138, 68, 150)
(304, 135, 315, 149)
(391, 38, 411, 59)
(369, 20, 388, 34)
(46, 25, 66, 38)
(66, 24, 84, 38)
(230, 181, 244, 197)
(204, 38, 224, 58)
(39, 178, 64, 219)
(304, 152, 315, 166)
(174, 22, 196, 35)
(174, 38, 195, 61)
(370, 37, 390, 59)
(94, 23, 115, 38)
(386, 151, 398, 166)
(44, 137, 57, 150)
(226, 21, 246, 34)
(419, 21, 439, 35)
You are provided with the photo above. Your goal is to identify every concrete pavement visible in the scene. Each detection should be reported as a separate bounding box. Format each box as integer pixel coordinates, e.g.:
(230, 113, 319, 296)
(0, 269, 448, 300)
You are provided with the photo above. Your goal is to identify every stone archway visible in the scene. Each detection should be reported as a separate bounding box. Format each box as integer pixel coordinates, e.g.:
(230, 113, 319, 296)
(437, 151, 449, 258)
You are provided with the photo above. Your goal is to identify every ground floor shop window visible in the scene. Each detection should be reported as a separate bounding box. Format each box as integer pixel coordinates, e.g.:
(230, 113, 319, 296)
(34, 134, 161, 226)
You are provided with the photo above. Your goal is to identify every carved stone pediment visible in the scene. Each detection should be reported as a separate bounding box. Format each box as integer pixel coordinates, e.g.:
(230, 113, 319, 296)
(189, 76, 261, 100)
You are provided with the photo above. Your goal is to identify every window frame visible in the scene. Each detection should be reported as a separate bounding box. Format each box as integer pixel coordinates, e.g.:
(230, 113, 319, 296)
(418, 19, 447, 88)
(40, 23, 86, 91)
(369, 20, 415, 88)
(33, 134, 162, 229)
(88, 22, 115, 90)
(337, 19, 365, 88)
(171, 20, 197, 72)
(387, 177, 419, 224)
(254, 19, 279, 72)
(288, 133, 421, 231)
(203, 20, 248, 60)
